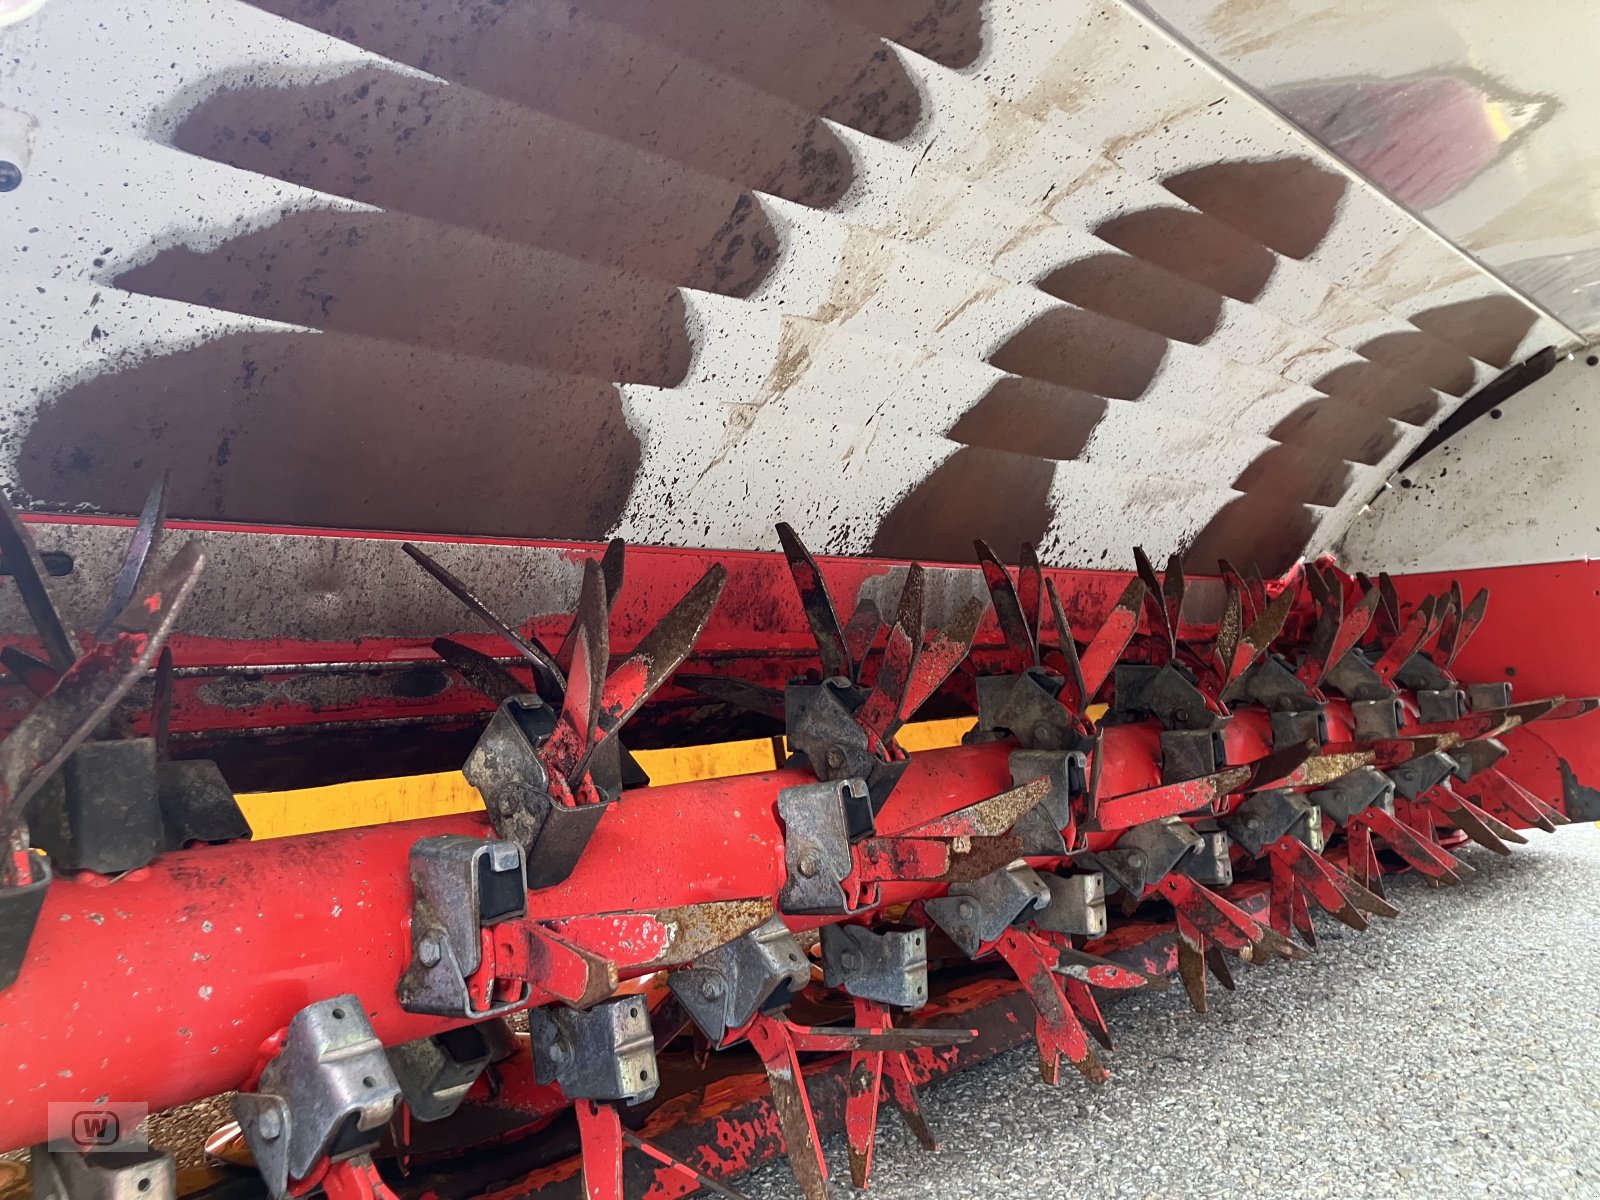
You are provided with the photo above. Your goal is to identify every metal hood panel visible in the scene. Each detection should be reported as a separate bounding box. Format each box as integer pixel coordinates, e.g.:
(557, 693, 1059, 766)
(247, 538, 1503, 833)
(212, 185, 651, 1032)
(0, 0, 1579, 575)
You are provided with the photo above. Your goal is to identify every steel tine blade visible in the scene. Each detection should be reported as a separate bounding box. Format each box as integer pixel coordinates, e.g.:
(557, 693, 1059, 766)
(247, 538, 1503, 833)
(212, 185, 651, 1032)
(881, 1054, 939, 1151)
(402, 543, 565, 690)
(893, 564, 926, 646)
(1373, 595, 1437, 684)
(1435, 580, 1464, 664)
(1279, 841, 1367, 931)
(1218, 559, 1256, 623)
(1163, 553, 1186, 648)
(1295, 585, 1344, 688)
(898, 596, 985, 723)
(1080, 576, 1146, 701)
(1, 646, 58, 698)
(901, 775, 1052, 838)
(845, 1044, 885, 1190)
(1045, 578, 1088, 715)
(1439, 794, 1512, 856)
(433, 637, 528, 704)
(0, 541, 206, 840)
(617, 1127, 751, 1200)
(1448, 588, 1489, 667)
(559, 563, 609, 786)
(1214, 582, 1242, 689)
(94, 473, 169, 642)
(1176, 923, 1209, 1013)
(600, 538, 626, 613)
(1220, 585, 1295, 700)
(1086, 727, 1105, 827)
(1132, 547, 1172, 661)
(1244, 563, 1269, 622)
(1053, 946, 1168, 992)
(842, 598, 884, 685)
(674, 674, 786, 722)
(1454, 793, 1527, 846)
(598, 563, 728, 737)
(1060, 976, 1113, 1051)
(1203, 944, 1236, 991)
(556, 552, 615, 676)
(0, 490, 76, 671)
(1245, 739, 1318, 789)
(776, 522, 850, 681)
(1361, 809, 1462, 883)
(1304, 561, 1333, 606)
(1290, 888, 1318, 948)
(151, 645, 174, 762)
(746, 1020, 831, 1200)
(1376, 573, 1402, 638)
(974, 540, 1034, 670)
(1318, 586, 1381, 685)
(1018, 544, 1044, 665)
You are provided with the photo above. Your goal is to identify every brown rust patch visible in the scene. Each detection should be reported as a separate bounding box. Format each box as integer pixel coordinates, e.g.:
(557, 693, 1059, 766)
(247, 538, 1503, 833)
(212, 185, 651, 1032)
(115, 209, 692, 387)
(1162, 158, 1348, 260)
(246, 0, 857, 209)
(871, 447, 1055, 564)
(169, 67, 779, 298)
(1039, 253, 1227, 345)
(823, 0, 987, 68)
(17, 331, 640, 539)
(947, 376, 1105, 460)
(1096, 207, 1277, 303)
(987, 306, 1169, 401)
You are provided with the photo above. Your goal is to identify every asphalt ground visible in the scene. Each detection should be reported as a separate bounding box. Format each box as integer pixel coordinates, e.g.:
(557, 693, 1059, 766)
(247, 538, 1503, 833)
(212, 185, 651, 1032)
(741, 824, 1600, 1199)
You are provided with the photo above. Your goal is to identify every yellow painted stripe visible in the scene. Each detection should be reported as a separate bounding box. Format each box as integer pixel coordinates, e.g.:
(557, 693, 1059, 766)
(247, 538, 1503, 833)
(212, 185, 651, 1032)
(239, 716, 986, 839)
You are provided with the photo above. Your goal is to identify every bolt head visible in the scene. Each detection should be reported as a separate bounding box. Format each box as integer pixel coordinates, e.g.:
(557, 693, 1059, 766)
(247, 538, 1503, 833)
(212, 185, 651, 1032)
(840, 949, 862, 972)
(825, 748, 846, 770)
(700, 976, 725, 1001)
(418, 935, 443, 967)
(1032, 723, 1053, 745)
(956, 899, 975, 920)
(797, 851, 821, 878)
(257, 1109, 283, 1141)
(1125, 850, 1146, 869)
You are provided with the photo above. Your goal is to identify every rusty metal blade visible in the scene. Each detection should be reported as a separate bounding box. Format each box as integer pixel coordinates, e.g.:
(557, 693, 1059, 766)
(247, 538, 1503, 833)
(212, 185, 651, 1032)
(1220, 584, 1295, 700)
(898, 596, 986, 721)
(0, 646, 57, 698)
(0, 542, 205, 841)
(1244, 740, 1317, 789)
(892, 563, 926, 645)
(1295, 586, 1343, 688)
(675, 674, 786, 722)
(1373, 594, 1437, 685)
(600, 538, 626, 613)
(0, 490, 76, 671)
(1079, 576, 1146, 700)
(602, 564, 728, 735)
(1045, 578, 1088, 715)
(1018, 544, 1044, 664)
(1203, 945, 1236, 991)
(1133, 546, 1172, 660)
(433, 637, 528, 705)
(151, 645, 174, 762)
(1244, 563, 1269, 624)
(843, 598, 884, 685)
(900, 775, 1051, 838)
(1315, 585, 1381, 687)
(618, 1128, 750, 1200)
(776, 522, 850, 681)
(1447, 587, 1489, 667)
(1214, 583, 1242, 689)
(1377, 572, 1402, 638)
(1434, 580, 1464, 664)
(1218, 559, 1256, 623)
(1176, 928, 1209, 1014)
(855, 623, 915, 748)
(94, 473, 169, 642)
(403, 543, 564, 689)
(1163, 553, 1185, 648)
(975, 540, 1034, 669)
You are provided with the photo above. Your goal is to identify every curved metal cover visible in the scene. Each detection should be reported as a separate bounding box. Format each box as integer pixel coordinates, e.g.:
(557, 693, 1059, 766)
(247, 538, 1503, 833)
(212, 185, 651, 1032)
(0, 0, 1579, 577)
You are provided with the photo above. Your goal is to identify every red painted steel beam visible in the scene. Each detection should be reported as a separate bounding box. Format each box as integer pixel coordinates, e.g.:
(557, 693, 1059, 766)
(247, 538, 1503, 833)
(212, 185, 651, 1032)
(0, 702, 1305, 1153)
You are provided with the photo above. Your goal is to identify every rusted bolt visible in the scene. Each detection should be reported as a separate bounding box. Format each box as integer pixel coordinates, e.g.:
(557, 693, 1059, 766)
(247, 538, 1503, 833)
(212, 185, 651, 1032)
(257, 1109, 282, 1141)
(825, 748, 846, 770)
(700, 976, 725, 1001)
(418, 935, 442, 968)
(797, 851, 821, 878)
